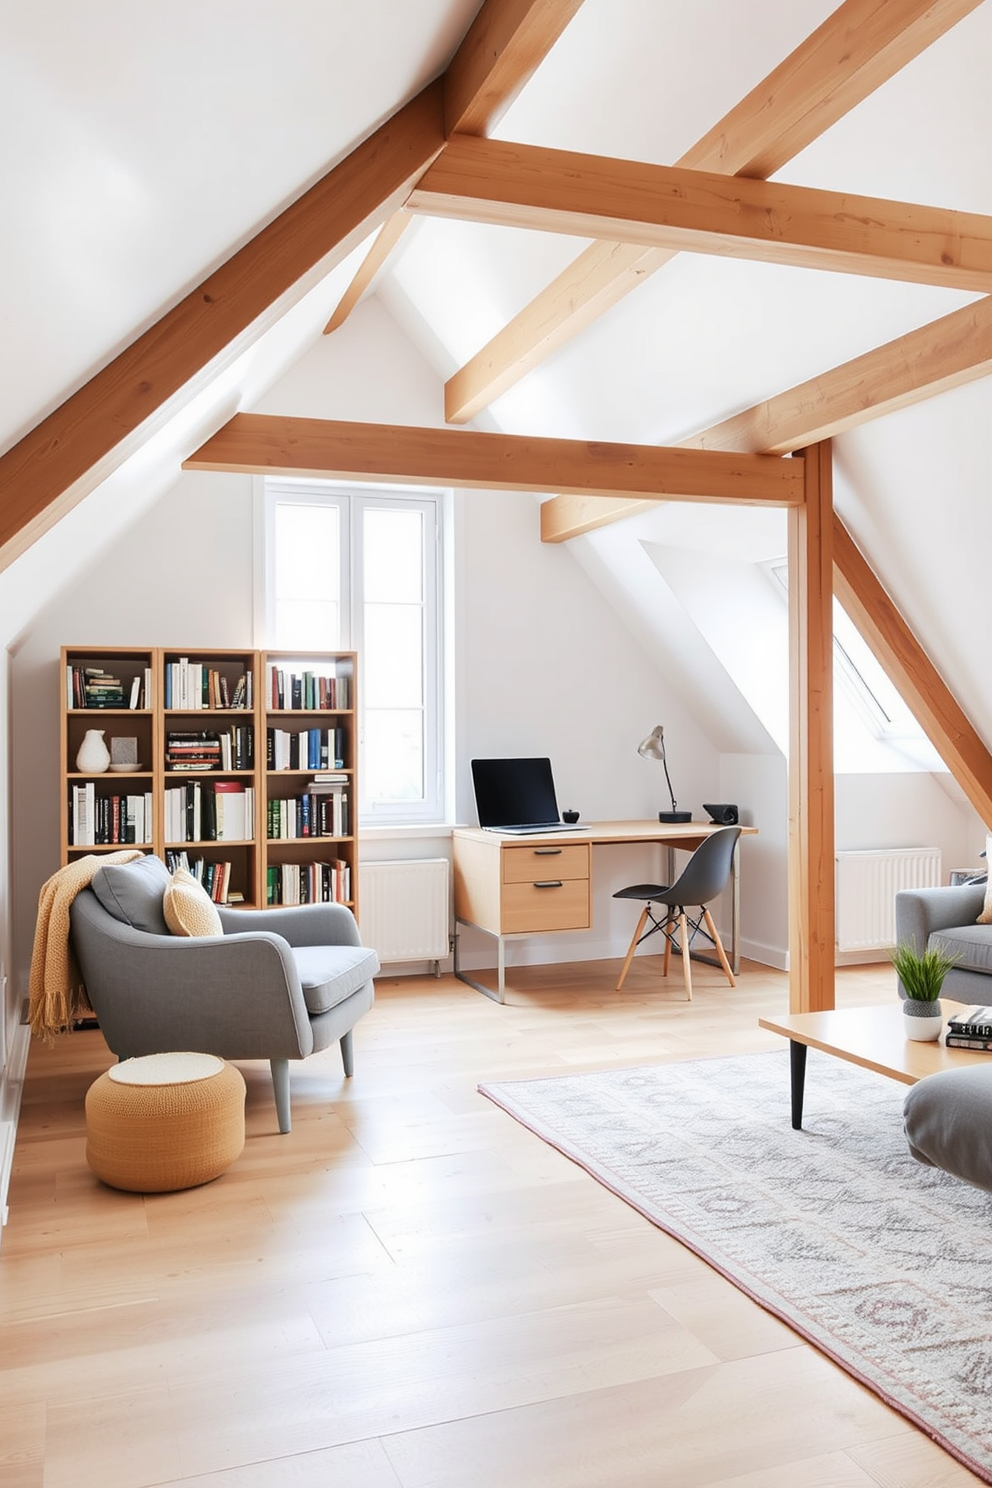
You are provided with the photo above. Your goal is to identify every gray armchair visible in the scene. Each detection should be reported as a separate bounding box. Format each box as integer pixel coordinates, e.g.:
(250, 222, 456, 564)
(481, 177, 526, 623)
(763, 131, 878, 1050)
(894, 883, 991, 1001)
(69, 855, 378, 1133)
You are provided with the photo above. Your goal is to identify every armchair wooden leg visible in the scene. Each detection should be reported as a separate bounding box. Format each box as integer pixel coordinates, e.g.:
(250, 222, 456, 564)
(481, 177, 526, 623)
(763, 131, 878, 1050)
(270, 1058, 292, 1134)
(616, 906, 650, 990)
(340, 1029, 355, 1077)
(703, 907, 736, 987)
(663, 912, 673, 978)
(678, 911, 693, 1001)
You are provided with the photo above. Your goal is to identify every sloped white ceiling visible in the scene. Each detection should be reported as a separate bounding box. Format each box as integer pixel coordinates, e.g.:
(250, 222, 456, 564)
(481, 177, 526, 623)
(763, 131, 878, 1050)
(3, 0, 992, 761)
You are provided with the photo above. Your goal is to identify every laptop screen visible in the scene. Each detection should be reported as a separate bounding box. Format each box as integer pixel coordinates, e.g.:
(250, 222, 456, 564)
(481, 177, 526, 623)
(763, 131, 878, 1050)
(471, 757, 561, 829)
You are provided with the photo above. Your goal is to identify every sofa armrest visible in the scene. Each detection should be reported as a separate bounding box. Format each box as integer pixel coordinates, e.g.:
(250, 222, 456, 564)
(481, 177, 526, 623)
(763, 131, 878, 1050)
(895, 885, 986, 953)
(218, 901, 363, 948)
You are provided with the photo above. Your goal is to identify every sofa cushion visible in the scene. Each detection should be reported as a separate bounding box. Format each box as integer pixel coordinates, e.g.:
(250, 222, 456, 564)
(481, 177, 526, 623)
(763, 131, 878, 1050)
(91, 854, 171, 935)
(291, 944, 379, 1015)
(930, 925, 992, 976)
(163, 868, 223, 938)
(905, 1067, 992, 1192)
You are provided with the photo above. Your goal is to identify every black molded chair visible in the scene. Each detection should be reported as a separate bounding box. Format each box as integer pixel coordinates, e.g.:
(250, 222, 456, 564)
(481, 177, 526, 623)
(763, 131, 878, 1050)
(613, 826, 742, 999)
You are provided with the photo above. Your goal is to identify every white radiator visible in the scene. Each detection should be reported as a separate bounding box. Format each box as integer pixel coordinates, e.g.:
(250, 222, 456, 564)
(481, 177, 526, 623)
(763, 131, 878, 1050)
(360, 858, 450, 963)
(835, 847, 942, 952)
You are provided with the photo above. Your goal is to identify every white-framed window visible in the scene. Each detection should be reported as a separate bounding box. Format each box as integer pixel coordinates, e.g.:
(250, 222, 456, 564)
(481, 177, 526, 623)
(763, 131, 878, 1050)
(265, 480, 445, 824)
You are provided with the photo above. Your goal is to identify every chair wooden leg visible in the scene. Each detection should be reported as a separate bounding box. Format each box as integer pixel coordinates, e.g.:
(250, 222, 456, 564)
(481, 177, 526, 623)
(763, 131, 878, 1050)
(678, 911, 692, 1000)
(662, 912, 673, 977)
(703, 907, 736, 987)
(616, 906, 650, 990)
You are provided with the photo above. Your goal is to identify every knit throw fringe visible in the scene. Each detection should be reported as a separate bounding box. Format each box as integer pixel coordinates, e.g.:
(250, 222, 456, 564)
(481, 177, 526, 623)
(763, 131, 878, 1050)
(28, 850, 142, 1041)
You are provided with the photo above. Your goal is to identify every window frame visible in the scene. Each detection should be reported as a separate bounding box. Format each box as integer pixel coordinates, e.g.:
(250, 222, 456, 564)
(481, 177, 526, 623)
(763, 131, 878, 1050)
(264, 478, 446, 826)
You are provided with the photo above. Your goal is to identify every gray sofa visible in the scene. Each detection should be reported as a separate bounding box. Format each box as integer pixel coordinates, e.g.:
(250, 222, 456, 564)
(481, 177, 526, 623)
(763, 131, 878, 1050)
(897, 881, 992, 1192)
(69, 855, 378, 1134)
(894, 882, 992, 1000)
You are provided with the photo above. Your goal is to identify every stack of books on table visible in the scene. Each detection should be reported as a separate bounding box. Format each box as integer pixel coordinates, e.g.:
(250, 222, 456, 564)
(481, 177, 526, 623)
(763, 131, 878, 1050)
(944, 1007, 992, 1050)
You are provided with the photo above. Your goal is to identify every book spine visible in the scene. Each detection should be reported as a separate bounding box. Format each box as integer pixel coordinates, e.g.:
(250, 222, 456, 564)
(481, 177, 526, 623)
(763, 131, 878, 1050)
(945, 1035, 992, 1050)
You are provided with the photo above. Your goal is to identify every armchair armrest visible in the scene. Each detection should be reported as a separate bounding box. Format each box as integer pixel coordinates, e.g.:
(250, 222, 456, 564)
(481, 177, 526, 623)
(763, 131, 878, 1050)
(218, 901, 363, 948)
(895, 885, 986, 953)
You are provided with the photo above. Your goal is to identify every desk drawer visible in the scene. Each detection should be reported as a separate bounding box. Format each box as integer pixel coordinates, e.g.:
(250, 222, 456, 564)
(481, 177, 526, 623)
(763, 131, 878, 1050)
(502, 843, 590, 884)
(502, 877, 591, 934)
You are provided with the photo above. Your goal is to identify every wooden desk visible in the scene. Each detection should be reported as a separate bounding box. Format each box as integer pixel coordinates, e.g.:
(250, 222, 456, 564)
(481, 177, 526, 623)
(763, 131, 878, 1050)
(452, 819, 756, 1002)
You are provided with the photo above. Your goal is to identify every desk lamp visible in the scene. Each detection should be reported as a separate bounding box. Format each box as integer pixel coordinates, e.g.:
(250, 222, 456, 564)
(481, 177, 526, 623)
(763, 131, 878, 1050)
(637, 725, 692, 822)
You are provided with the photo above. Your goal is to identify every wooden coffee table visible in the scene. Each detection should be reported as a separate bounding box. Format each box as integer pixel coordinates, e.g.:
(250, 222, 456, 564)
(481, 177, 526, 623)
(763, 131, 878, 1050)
(758, 1001, 992, 1129)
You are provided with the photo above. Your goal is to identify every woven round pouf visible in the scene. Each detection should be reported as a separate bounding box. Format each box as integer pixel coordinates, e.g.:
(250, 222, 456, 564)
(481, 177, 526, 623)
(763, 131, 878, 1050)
(85, 1052, 246, 1193)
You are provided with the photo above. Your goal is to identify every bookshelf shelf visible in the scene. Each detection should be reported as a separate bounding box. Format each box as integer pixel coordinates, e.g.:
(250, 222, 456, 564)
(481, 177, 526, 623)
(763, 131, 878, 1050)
(60, 646, 359, 917)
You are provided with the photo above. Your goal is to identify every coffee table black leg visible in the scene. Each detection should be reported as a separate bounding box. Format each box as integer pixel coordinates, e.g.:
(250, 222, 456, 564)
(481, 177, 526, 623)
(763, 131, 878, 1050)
(790, 1040, 808, 1130)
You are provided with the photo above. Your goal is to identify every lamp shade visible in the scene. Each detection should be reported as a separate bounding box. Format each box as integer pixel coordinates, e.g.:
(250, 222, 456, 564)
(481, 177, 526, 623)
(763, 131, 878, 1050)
(637, 725, 666, 762)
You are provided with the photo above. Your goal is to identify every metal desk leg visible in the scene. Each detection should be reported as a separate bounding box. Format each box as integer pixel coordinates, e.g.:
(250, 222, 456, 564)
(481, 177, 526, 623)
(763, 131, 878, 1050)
(453, 920, 506, 1004)
(731, 837, 741, 975)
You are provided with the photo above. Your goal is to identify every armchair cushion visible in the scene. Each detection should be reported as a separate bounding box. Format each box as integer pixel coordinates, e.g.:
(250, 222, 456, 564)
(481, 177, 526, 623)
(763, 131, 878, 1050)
(91, 854, 171, 935)
(292, 944, 380, 1015)
(163, 868, 223, 938)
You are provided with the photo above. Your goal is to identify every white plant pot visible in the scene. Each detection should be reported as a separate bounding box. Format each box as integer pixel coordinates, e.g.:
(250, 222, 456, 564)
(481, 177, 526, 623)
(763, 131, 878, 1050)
(76, 728, 111, 774)
(903, 999, 943, 1042)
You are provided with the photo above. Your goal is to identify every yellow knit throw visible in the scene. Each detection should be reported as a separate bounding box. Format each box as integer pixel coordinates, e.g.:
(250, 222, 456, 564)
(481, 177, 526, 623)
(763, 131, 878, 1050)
(29, 851, 143, 1041)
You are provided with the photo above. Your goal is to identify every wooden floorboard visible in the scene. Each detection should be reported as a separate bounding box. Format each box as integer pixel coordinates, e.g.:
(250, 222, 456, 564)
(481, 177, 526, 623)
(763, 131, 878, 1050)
(0, 958, 983, 1487)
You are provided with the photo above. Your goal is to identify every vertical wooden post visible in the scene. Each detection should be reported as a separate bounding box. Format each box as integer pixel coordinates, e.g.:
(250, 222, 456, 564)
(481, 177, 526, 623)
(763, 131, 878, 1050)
(788, 441, 835, 1012)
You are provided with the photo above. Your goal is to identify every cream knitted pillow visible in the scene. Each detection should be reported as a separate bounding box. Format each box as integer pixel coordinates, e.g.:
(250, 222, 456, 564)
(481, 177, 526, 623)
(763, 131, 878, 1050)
(163, 868, 223, 938)
(977, 835, 992, 924)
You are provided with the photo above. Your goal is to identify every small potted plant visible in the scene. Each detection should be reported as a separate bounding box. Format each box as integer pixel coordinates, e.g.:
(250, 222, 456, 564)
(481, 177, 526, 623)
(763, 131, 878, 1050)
(890, 941, 958, 1041)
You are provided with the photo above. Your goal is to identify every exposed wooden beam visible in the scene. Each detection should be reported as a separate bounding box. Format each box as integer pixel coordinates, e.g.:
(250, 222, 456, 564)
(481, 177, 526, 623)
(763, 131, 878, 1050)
(789, 442, 835, 1014)
(693, 295, 992, 455)
(183, 412, 805, 506)
(325, 0, 586, 337)
(444, 0, 984, 423)
(833, 514, 992, 828)
(0, 82, 446, 572)
(444, 0, 587, 136)
(412, 136, 992, 293)
(540, 294, 992, 541)
(322, 211, 412, 335)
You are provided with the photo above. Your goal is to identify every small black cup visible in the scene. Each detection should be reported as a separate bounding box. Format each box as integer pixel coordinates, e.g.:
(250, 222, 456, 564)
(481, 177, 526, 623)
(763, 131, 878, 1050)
(562, 809, 580, 824)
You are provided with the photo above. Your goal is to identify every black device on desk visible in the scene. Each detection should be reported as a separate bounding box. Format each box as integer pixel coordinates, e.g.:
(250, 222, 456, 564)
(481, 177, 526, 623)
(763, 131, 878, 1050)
(472, 757, 585, 835)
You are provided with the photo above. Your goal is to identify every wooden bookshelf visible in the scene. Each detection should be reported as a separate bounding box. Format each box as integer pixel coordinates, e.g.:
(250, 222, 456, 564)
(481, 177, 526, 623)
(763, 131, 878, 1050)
(60, 646, 359, 915)
(261, 650, 358, 918)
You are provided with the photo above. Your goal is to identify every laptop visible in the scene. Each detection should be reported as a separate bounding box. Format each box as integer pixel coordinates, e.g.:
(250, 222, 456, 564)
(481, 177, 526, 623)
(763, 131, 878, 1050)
(471, 757, 585, 834)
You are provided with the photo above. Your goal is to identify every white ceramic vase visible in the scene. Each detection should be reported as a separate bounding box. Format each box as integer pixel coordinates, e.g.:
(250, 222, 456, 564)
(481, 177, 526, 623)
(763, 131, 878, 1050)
(903, 998, 943, 1042)
(76, 728, 111, 774)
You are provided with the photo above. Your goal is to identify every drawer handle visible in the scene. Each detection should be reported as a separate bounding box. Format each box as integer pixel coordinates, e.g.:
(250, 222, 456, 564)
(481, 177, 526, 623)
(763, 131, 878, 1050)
(533, 880, 563, 889)
(533, 847, 562, 856)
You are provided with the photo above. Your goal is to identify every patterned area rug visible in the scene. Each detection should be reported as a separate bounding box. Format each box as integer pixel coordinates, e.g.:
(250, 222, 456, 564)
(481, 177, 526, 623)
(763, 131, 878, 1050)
(480, 1050, 992, 1483)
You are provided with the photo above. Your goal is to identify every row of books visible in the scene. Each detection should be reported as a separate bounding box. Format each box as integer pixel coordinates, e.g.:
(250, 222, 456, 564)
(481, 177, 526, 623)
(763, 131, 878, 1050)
(265, 860, 351, 906)
(164, 659, 253, 711)
(69, 785, 154, 846)
(165, 782, 254, 844)
(164, 851, 242, 904)
(267, 787, 349, 840)
(165, 727, 254, 771)
(268, 668, 349, 712)
(67, 665, 152, 710)
(945, 1006, 992, 1051)
(266, 727, 345, 772)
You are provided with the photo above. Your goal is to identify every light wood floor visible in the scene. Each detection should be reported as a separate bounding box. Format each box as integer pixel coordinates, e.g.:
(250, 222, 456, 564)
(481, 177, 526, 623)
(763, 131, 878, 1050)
(1, 956, 983, 1488)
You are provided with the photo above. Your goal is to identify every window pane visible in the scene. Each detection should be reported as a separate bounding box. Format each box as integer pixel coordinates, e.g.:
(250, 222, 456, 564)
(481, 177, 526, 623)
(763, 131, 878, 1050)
(364, 508, 423, 603)
(364, 709, 424, 802)
(275, 504, 340, 601)
(275, 598, 339, 652)
(364, 603, 423, 708)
